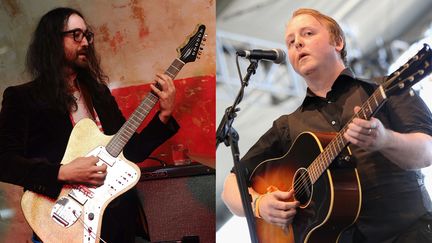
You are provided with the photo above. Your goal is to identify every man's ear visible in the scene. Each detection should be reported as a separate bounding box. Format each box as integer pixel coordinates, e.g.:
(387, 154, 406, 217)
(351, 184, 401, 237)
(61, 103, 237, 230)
(335, 35, 344, 51)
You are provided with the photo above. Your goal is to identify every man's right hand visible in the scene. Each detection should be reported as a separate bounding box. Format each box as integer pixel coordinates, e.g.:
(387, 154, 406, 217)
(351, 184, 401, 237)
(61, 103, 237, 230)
(57, 156, 107, 186)
(258, 189, 300, 228)
(222, 173, 299, 228)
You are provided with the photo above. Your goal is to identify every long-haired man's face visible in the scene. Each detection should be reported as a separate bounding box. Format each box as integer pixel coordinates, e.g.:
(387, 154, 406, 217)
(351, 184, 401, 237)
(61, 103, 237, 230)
(63, 14, 90, 69)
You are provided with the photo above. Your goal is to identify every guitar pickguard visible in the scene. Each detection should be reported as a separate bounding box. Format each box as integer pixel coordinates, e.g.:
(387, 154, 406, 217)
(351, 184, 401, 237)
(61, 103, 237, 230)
(21, 119, 142, 243)
(50, 146, 139, 242)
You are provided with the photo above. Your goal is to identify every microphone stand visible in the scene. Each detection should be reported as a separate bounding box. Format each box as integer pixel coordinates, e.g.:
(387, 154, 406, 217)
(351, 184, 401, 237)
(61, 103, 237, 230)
(216, 59, 259, 243)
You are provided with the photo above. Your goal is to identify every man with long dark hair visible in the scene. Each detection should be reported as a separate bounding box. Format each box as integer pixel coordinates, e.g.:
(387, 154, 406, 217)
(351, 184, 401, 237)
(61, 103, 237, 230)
(0, 7, 178, 242)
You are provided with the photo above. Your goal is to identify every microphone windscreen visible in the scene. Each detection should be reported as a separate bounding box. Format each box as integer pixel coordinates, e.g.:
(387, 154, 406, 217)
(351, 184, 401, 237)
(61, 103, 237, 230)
(273, 48, 287, 64)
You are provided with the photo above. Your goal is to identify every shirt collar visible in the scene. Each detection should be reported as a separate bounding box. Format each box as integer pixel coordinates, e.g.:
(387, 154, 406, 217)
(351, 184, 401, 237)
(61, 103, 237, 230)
(302, 68, 356, 108)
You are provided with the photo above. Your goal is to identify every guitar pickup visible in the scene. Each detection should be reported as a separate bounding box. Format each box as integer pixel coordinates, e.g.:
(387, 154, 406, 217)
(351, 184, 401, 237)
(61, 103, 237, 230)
(96, 147, 116, 167)
(68, 185, 95, 205)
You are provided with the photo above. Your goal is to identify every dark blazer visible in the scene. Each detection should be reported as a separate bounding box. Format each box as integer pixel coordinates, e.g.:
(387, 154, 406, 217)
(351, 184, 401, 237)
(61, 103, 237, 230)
(0, 80, 179, 241)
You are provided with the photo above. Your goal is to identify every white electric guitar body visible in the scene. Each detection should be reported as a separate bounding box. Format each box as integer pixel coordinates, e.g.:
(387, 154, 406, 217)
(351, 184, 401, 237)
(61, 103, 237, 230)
(21, 119, 140, 243)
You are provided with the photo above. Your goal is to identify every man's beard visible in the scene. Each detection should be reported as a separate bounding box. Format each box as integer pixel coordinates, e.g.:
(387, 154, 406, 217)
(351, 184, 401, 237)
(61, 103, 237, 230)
(75, 49, 89, 68)
(66, 51, 90, 70)
(74, 57, 89, 69)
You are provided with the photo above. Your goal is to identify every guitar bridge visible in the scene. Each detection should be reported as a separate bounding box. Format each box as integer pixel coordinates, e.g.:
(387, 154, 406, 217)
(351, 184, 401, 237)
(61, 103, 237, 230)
(51, 197, 82, 228)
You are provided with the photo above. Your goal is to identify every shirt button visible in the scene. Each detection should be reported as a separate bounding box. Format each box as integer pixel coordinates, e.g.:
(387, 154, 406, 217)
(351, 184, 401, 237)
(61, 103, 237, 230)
(331, 121, 336, 125)
(328, 100, 332, 104)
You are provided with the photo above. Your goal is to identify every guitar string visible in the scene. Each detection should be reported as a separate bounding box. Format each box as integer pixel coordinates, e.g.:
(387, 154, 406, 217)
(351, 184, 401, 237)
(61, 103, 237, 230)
(109, 31, 195, 149)
(107, 29, 200, 153)
(107, 29, 202, 154)
(290, 55, 423, 198)
(290, 101, 371, 200)
(289, 67, 425, 200)
(292, 87, 388, 200)
(289, 84, 381, 190)
(290, 96, 377, 200)
(74, 211, 108, 243)
(290, 93, 378, 200)
(292, 63, 428, 201)
(108, 48, 188, 155)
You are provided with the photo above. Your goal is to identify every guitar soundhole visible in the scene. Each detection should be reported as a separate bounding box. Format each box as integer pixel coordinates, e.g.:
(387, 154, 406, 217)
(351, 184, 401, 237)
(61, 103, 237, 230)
(293, 168, 313, 207)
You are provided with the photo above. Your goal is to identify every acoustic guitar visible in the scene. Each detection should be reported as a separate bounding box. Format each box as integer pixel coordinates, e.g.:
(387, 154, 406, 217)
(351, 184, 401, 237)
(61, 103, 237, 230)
(250, 44, 432, 243)
(20, 24, 206, 243)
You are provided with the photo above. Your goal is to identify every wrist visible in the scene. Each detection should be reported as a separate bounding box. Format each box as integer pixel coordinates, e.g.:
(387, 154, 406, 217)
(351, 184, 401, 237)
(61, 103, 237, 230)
(158, 111, 172, 124)
(380, 129, 395, 151)
(252, 194, 264, 218)
(57, 165, 69, 183)
(57, 165, 65, 181)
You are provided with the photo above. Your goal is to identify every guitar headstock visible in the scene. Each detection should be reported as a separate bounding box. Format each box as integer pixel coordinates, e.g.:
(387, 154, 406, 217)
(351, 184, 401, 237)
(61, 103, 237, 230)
(385, 44, 432, 96)
(177, 24, 206, 63)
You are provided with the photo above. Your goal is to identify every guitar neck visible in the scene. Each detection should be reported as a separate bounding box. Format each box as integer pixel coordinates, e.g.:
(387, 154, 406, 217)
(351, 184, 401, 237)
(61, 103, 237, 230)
(105, 58, 185, 157)
(308, 85, 388, 183)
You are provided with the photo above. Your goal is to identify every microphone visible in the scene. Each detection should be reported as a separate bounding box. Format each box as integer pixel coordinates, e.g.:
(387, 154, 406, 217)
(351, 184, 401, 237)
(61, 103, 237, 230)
(237, 48, 286, 64)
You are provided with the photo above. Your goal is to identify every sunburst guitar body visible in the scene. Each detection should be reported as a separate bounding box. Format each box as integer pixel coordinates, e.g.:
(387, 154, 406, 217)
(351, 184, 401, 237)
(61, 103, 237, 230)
(251, 132, 361, 243)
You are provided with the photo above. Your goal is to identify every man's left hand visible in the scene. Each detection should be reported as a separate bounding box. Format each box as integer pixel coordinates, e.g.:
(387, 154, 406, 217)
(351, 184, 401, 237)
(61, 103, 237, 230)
(344, 106, 391, 151)
(150, 73, 176, 124)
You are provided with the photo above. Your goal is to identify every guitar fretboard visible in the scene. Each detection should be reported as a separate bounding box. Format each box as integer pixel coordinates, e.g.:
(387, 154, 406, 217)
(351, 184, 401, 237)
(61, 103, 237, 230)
(306, 44, 432, 184)
(105, 58, 185, 157)
(307, 86, 387, 183)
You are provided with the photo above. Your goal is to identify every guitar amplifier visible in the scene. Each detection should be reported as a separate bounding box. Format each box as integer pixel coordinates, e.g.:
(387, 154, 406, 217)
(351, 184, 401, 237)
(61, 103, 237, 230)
(136, 163, 215, 243)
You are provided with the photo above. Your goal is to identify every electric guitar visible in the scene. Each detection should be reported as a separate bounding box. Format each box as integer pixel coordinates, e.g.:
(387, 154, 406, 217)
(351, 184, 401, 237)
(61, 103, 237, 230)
(250, 44, 432, 243)
(21, 24, 206, 243)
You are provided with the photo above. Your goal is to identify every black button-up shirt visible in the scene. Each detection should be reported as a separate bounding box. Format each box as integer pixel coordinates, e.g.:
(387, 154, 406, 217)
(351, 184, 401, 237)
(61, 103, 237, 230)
(239, 69, 432, 242)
